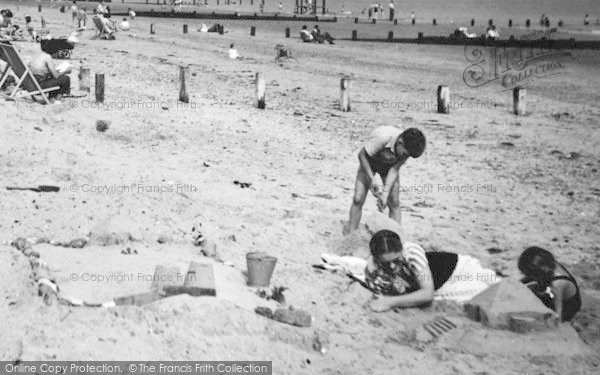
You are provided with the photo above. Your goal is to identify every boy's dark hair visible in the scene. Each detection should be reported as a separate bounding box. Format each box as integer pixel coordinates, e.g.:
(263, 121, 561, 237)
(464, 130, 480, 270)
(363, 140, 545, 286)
(399, 128, 426, 158)
(25, 16, 31, 23)
(518, 246, 556, 283)
(369, 230, 403, 257)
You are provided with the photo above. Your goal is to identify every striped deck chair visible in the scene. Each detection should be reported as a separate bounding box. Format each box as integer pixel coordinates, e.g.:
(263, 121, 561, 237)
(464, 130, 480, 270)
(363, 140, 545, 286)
(0, 42, 59, 104)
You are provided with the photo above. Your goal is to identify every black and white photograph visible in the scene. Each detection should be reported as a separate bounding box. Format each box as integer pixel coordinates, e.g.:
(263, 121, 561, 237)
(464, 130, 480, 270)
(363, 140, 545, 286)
(1, 0, 599, 373)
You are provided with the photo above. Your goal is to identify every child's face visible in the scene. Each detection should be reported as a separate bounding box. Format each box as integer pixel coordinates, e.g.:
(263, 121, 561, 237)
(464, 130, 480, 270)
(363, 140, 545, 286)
(376, 252, 405, 275)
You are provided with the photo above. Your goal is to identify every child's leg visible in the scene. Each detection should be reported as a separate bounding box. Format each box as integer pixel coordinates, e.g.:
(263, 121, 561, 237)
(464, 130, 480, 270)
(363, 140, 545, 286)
(387, 177, 401, 225)
(347, 167, 370, 234)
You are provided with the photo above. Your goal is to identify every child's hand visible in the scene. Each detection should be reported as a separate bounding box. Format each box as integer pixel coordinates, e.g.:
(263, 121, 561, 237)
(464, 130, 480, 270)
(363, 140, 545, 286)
(369, 299, 391, 313)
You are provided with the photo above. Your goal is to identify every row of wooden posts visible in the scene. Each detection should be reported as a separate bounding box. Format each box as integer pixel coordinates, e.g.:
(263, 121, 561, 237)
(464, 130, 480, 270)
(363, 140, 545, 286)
(36, 3, 555, 29)
(82, 67, 525, 116)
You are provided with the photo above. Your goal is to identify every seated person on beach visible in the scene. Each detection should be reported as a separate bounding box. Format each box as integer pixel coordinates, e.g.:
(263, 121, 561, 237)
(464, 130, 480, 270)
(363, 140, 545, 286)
(366, 230, 500, 312)
(228, 43, 241, 59)
(454, 27, 476, 39)
(346, 126, 426, 234)
(29, 42, 72, 100)
(486, 25, 500, 39)
(120, 18, 130, 31)
(518, 246, 581, 321)
(97, 12, 116, 36)
(0, 9, 16, 38)
(311, 25, 335, 44)
(300, 25, 314, 42)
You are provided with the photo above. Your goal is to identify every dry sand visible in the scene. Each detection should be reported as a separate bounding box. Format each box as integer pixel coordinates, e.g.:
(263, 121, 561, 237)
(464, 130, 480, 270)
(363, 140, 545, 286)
(1, 3, 600, 374)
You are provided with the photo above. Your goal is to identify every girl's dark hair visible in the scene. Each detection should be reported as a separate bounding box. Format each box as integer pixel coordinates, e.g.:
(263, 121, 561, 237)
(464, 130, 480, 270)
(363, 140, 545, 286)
(518, 246, 556, 283)
(369, 230, 403, 257)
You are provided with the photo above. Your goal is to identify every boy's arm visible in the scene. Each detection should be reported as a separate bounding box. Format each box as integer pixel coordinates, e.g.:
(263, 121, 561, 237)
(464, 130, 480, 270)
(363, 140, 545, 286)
(370, 266, 435, 312)
(552, 279, 568, 320)
(358, 147, 375, 183)
(378, 161, 402, 206)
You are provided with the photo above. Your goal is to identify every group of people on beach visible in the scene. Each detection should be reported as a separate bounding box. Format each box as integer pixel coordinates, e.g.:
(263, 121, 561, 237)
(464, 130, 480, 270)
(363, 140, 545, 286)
(299, 24, 335, 44)
(345, 125, 581, 321)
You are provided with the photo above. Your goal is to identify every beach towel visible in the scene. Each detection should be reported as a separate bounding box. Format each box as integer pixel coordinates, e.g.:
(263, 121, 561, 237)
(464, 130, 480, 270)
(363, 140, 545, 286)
(434, 254, 501, 303)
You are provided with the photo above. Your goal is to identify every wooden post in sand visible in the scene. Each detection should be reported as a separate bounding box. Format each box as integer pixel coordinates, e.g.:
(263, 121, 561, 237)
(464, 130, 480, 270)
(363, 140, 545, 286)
(513, 87, 526, 115)
(437, 85, 450, 114)
(151, 23, 156, 34)
(183, 24, 188, 33)
(255, 73, 266, 109)
(79, 68, 91, 92)
(352, 30, 357, 40)
(38, 5, 42, 12)
(250, 26, 256, 36)
(41, 17, 46, 29)
(388, 31, 393, 41)
(285, 27, 290, 38)
(95, 74, 105, 103)
(340, 78, 351, 112)
(179, 66, 190, 104)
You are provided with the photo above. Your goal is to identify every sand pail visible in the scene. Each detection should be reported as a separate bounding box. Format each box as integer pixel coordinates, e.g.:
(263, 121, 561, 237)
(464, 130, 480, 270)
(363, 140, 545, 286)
(246, 252, 277, 287)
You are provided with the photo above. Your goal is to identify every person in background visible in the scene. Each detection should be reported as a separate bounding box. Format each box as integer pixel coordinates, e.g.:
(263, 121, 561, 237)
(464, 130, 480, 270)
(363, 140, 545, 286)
(388, 0, 394, 22)
(119, 17, 130, 31)
(97, 1, 106, 16)
(76, 7, 87, 28)
(278, 2, 283, 12)
(29, 42, 72, 100)
(518, 247, 581, 321)
(128, 8, 136, 20)
(311, 24, 335, 44)
(300, 25, 314, 42)
(71, 1, 78, 25)
(228, 43, 241, 59)
(25, 15, 38, 41)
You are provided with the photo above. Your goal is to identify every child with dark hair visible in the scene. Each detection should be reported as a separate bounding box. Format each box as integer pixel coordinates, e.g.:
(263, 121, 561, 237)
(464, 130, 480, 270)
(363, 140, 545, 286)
(518, 246, 581, 321)
(346, 126, 426, 234)
(366, 230, 499, 312)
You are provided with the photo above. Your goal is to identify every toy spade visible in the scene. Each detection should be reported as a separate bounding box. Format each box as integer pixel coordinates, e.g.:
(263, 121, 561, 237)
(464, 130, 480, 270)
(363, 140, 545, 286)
(6, 185, 60, 193)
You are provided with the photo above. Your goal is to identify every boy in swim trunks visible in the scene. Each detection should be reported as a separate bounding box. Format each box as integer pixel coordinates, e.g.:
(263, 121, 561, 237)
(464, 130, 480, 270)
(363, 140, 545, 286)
(346, 126, 426, 234)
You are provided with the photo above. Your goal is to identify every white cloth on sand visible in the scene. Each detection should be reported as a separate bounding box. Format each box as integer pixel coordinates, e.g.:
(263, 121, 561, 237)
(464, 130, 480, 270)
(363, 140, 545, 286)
(434, 254, 501, 303)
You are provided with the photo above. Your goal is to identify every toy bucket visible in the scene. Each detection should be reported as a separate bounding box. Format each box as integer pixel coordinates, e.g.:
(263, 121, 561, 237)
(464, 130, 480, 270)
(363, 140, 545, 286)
(246, 252, 277, 287)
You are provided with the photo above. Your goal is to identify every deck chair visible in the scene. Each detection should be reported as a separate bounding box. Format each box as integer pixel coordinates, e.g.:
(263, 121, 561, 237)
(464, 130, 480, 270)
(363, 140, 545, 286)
(0, 44, 18, 89)
(92, 16, 116, 40)
(0, 42, 60, 104)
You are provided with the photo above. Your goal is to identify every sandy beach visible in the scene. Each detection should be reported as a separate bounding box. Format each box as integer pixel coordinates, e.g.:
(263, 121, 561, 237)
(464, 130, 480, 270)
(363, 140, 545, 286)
(1, 1, 600, 374)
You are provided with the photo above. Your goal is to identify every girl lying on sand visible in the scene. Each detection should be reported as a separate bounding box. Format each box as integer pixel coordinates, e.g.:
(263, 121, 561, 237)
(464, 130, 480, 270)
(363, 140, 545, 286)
(518, 246, 581, 321)
(365, 230, 500, 312)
